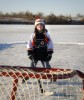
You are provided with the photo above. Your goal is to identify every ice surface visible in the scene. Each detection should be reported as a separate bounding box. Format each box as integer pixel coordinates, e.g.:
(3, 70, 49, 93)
(0, 25, 84, 73)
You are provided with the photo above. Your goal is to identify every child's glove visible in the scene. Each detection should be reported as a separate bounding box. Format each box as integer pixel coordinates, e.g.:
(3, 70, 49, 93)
(46, 51, 53, 61)
(27, 50, 34, 60)
(46, 54, 52, 61)
(29, 55, 34, 60)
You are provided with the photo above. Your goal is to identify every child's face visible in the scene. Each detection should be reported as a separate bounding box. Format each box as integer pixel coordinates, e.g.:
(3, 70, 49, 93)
(36, 24, 44, 31)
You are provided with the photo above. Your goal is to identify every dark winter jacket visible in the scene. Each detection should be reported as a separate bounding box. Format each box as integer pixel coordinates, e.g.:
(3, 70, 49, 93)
(27, 31, 53, 61)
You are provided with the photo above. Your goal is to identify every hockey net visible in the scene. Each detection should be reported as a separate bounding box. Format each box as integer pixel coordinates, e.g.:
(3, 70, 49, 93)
(0, 65, 84, 100)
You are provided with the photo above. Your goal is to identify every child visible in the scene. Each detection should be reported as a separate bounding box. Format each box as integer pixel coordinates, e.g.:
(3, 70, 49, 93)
(27, 17, 53, 68)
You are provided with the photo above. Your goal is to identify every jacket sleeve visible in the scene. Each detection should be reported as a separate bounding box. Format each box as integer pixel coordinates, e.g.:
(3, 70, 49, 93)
(27, 33, 35, 55)
(46, 32, 54, 53)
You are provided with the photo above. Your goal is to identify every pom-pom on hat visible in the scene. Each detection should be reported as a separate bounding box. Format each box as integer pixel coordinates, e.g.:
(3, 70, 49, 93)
(35, 17, 45, 27)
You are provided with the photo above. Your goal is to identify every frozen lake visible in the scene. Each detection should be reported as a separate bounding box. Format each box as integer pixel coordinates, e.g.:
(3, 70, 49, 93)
(0, 25, 84, 73)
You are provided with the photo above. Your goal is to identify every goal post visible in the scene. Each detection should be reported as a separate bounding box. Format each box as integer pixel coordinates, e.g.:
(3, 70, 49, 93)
(0, 65, 84, 100)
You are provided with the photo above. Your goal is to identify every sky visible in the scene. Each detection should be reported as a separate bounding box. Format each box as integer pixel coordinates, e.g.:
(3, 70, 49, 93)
(0, 0, 84, 16)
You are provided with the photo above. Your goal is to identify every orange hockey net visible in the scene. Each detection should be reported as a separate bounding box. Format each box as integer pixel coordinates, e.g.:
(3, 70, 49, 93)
(0, 65, 84, 100)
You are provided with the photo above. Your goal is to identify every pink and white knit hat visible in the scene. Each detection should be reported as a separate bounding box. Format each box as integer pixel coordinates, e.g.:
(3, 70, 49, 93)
(35, 18, 45, 27)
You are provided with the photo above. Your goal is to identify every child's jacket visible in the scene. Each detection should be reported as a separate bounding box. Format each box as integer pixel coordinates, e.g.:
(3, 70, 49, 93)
(27, 31, 53, 61)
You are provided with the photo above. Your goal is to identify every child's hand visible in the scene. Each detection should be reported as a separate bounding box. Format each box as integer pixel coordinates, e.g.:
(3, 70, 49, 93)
(46, 50, 53, 61)
(29, 55, 34, 60)
(46, 54, 52, 61)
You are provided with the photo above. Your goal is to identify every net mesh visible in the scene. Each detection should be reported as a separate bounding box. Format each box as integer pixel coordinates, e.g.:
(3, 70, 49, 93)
(0, 65, 84, 100)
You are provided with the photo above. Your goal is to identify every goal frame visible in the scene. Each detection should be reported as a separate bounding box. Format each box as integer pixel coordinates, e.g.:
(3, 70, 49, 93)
(0, 65, 84, 100)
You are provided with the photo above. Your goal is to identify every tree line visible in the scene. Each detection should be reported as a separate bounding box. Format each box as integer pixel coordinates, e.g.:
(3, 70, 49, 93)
(0, 11, 84, 24)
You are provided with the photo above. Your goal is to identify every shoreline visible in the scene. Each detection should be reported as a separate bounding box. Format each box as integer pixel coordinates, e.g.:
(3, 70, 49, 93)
(0, 19, 84, 25)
